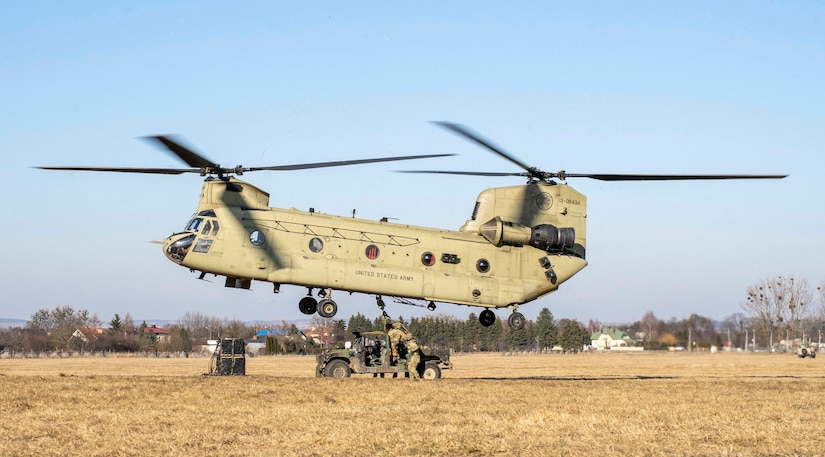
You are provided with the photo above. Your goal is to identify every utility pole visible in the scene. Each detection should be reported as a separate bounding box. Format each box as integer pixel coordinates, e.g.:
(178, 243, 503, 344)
(688, 327, 692, 352)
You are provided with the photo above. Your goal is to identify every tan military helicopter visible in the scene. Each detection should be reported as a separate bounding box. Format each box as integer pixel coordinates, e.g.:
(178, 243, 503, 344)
(38, 122, 786, 330)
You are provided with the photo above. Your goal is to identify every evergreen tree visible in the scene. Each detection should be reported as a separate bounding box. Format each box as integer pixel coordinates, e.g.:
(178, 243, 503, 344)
(332, 319, 347, 342)
(535, 308, 558, 349)
(506, 326, 528, 350)
(109, 314, 123, 335)
(347, 313, 373, 335)
(559, 319, 589, 353)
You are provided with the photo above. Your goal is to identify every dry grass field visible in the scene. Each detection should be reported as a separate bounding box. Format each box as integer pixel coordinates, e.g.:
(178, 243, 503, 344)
(1, 352, 823, 456)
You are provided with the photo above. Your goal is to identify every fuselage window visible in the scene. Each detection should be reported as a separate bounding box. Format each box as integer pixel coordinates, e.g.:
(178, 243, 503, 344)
(309, 237, 324, 253)
(250, 230, 265, 246)
(365, 245, 380, 260)
(476, 258, 490, 273)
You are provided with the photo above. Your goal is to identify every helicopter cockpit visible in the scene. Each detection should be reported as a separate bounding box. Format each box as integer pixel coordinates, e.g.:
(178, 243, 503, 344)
(164, 210, 221, 264)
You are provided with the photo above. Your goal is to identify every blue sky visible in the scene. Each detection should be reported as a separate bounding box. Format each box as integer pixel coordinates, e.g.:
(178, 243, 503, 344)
(2, 1, 822, 326)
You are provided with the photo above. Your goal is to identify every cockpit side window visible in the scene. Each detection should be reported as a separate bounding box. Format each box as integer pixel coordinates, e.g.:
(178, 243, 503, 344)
(211, 220, 220, 236)
(202, 220, 212, 235)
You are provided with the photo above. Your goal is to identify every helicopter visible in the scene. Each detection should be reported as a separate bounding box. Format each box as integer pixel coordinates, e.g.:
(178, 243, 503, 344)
(38, 122, 786, 330)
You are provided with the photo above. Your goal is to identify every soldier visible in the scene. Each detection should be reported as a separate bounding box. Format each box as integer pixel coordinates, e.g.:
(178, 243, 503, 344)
(405, 335, 422, 380)
(387, 321, 406, 365)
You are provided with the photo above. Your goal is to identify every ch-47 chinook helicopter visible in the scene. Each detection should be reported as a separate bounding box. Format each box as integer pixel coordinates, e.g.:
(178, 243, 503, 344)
(39, 122, 786, 330)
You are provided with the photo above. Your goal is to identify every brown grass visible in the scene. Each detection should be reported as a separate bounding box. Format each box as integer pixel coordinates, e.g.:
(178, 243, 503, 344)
(1, 352, 822, 456)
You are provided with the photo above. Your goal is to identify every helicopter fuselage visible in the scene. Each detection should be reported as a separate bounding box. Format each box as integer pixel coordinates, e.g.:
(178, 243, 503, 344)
(163, 176, 588, 310)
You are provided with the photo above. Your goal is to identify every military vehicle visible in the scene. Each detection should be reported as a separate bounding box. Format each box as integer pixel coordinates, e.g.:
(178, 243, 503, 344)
(39, 123, 785, 329)
(315, 327, 448, 379)
(797, 343, 816, 358)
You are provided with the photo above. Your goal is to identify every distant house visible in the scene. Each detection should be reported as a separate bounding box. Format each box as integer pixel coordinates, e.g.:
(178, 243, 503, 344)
(591, 328, 637, 350)
(141, 324, 171, 342)
(254, 329, 288, 340)
(305, 326, 334, 347)
(71, 327, 105, 344)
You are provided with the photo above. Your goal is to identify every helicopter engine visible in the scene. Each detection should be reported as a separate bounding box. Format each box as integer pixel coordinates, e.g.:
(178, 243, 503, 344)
(480, 216, 575, 250)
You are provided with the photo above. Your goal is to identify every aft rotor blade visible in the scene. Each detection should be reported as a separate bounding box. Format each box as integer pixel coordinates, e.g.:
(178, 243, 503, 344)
(141, 135, 219, 169)
(566, 173, 789, 181)
(432, 122, 536, 173)
(246, 153, 455, 172)
(35, 166, 198, 175)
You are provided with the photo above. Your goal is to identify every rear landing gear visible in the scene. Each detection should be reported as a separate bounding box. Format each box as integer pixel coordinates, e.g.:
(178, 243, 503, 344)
(478, 309, 526, 330)
(508, 312, 526, 330)
(479, 309, 496, 327)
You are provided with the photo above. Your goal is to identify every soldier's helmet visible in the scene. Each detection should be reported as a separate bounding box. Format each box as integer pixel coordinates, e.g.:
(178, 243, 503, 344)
(393, 321, 402, 329)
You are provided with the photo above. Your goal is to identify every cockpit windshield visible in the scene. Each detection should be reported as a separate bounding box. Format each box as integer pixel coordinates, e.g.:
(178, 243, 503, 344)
(185, 217, 204, 232)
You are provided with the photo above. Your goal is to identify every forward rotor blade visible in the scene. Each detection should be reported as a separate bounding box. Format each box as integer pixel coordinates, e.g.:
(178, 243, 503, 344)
(246, 153, 455, 172)
(35, 166, 199, 175)
(397, 170, 526, 177)
(432, 122, 535, 173)
(566, 173, 789, 181)
(141, 135, 219, 169)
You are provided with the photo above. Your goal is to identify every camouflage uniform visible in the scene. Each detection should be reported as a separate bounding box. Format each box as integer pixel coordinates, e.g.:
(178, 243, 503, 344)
(406, 337, 421, 379)
(387, 321, 406, 364)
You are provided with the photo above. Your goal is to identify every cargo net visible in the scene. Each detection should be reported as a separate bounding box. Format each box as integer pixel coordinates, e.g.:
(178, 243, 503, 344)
(206, 338, 246, 376)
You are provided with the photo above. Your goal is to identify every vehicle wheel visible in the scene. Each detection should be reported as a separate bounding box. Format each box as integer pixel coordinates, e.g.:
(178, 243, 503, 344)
(298, 296, 318, 315)
(423, 361, 441, 379)
(479, 309, 496, 327)
(324, 359, 351, 378)
(508, 312, 526, 330)
(812, 352, 816, 358)
(317, 299, 337, 318)
(801, 348, 808, 357)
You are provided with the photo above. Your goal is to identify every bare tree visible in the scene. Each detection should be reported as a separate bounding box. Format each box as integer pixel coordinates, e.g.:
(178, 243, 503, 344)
(26, 306, 94, 350)
(640, 311, 659, 349)
(742, 275, 814, 347)
(782, 276, 814, 338)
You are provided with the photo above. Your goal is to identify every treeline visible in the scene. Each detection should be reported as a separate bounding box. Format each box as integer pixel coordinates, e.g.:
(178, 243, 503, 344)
(0, 306, 594, 355)
(5, 274, 823, 355)
(346, 308, 591, 353)
(0, 307, 263, 355)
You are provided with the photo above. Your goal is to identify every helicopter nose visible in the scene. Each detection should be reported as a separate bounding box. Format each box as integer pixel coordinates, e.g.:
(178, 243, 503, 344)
(163, 233, 196, 264)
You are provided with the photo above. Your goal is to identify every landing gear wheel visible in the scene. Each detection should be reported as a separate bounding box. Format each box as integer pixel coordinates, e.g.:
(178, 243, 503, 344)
(324, 359, 351, 378)
(423, 361, 441, 379)
(317, 298, 338, 318)
(298, 296, 318, 315)
(427, 301, 437, 311)
(479, 309, 496, 327)
(508, 312, 526, 330)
